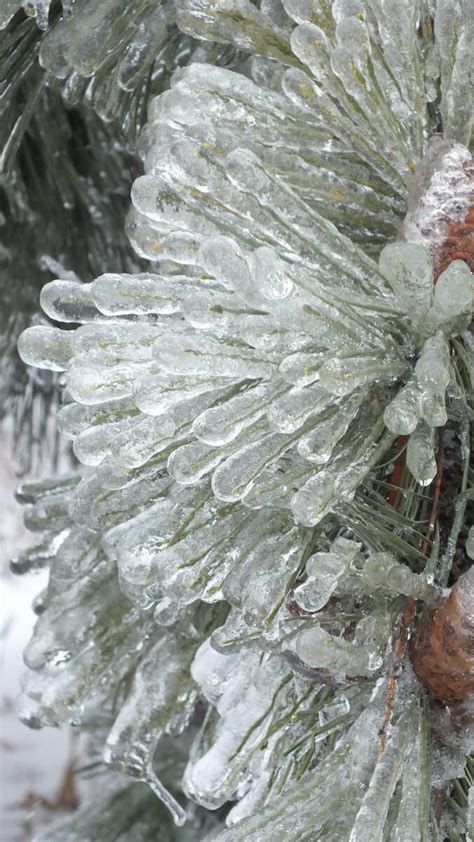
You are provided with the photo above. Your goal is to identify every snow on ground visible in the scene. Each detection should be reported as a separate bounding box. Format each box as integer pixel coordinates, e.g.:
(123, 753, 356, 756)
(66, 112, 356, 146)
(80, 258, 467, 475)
(0, 437, 79, 841)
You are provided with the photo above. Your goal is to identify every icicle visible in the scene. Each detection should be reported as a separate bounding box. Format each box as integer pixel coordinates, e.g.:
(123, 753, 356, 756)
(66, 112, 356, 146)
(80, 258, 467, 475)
(406, 421, 437, 486)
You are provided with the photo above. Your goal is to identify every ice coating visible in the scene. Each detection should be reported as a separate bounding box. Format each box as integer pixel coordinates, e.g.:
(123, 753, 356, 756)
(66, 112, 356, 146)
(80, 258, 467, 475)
(295, 539, 440, 611)
(185, 638, 373, 824)
(12, 1, 474, 835)
(294, 537, 359, 611)
(400, 141, 474, 272)
(17, 326, 74, 371)
(466, 526, 474, 560)
(287, 622, 385, 678)
(22, 168, 436, 518)
(379, 242, 434, 326)
(184, 642, 296, 809)
(16, 0, 239, 136)
(204, 677, 428, 840)
(103, 634, 197, 826)
(0, 0, 55, 31)
(406, 421, 437, 486)
(19, 174, 470, 535)
(176, 0, 296, 67)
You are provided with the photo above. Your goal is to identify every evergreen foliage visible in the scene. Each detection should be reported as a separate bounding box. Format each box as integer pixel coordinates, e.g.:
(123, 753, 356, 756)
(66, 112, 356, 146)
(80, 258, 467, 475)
(4, 1, 474, 839)
(0, 1, 238, 467)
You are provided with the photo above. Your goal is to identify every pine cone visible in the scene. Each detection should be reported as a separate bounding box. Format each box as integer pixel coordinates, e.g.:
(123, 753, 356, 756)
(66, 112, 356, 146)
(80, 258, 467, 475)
(410, 568, 474, 701)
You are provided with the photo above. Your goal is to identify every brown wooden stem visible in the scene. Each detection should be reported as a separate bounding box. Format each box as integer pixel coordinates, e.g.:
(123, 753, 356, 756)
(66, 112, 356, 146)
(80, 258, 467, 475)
(378, 596, 415, 754)
(386, 435, 408, 508)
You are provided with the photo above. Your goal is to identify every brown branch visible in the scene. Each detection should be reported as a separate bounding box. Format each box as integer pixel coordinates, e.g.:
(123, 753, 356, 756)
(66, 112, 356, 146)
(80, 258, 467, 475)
(378, 596, 415, 754)
(378, 432, 421, 753)
(379, 429, 445, 754)
(386, 435, 408, 508)
(378, 170, 473, 752)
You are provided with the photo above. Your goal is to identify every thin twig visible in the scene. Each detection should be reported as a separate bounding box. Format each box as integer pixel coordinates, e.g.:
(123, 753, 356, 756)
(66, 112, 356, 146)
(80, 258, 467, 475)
(386, 435, 408, 508)
(378, 431, 442, 755)
(420, 429, 444, 558)
(378, 596, 415, 755)
(379, 441, 444, 754)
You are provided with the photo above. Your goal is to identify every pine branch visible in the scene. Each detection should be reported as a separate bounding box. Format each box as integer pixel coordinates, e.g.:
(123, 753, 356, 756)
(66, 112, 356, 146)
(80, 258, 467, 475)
(5, 2, 473, 840)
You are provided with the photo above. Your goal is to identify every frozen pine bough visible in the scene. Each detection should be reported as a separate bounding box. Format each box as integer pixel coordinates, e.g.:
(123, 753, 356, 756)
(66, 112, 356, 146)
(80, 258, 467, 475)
(0, 0, 241, 135)
(0, 1, 246, 472)
(14, 1, 474, 839)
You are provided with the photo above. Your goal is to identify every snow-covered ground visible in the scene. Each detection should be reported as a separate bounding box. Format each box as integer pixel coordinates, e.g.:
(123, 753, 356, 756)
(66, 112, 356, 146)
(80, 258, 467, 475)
(0, 440, 78, 841)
